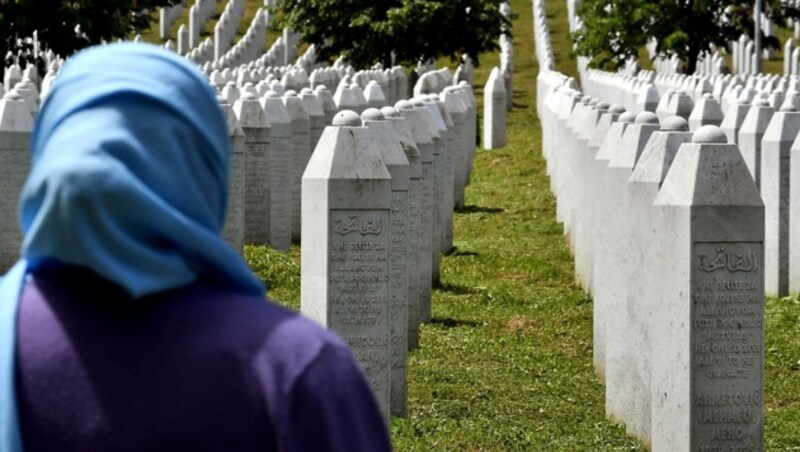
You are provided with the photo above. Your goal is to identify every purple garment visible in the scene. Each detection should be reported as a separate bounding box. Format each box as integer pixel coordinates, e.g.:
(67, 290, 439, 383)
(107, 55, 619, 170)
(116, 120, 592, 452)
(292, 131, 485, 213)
(15, 266, 391, 452)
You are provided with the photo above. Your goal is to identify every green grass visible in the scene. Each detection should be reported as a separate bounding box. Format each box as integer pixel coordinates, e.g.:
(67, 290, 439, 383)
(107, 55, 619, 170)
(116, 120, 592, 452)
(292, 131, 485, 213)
(234, 0, 799, 449)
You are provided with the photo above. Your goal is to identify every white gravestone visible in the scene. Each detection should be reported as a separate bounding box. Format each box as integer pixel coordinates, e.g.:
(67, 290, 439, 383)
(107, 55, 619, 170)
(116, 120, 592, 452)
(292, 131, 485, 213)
(234, 92, 271, 246)
(483, 67, 507, 149)
(623, 116, 692, 442)
(397, 100, 435, 327)
(219, 95, 246, 254)
(413, 98, 444, 290)
(284, 91, 311, 244)
(362, 108, 410, 417)
(688, 93, 724, 132)
(261, 91, 293, 251)
(650, 126, 764, 452)
(301, 110, 392, 420)
(382, 106, 423, 351)
(603, 112, 660, 420)
(760, 104, 800, 296)
(314, 85, 337, 125)
(0, 91, 32, 271)
(720, 98, 750, 144)
(590, 110, 640, 377)
(300, 88, 326, 154)
(738, 99, 774, 190)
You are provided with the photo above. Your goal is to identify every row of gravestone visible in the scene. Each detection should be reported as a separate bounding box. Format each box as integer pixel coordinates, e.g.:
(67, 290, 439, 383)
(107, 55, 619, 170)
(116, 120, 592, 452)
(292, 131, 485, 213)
(582, 67, 800, 299)
(583, 69, 800, 123)
(300, 79, 478, 419)
(539, 72, 766, 451)
(534, 4, 766, 450)
(0, 61, 484, 421)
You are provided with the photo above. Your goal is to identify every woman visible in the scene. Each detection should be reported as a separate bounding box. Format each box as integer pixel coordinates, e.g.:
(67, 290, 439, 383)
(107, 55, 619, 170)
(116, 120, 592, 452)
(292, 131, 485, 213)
(0, 43, 391, 451)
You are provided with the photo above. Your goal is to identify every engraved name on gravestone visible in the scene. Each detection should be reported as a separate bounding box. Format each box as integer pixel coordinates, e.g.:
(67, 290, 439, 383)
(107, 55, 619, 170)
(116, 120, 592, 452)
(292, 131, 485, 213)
(301, 111, 392, 419)
(329, 208, 391, 401)
(692, 242, 763, 451)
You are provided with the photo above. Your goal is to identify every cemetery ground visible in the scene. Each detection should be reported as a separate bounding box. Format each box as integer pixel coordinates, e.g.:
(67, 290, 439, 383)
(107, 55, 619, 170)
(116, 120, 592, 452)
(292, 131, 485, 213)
(237, 0, 799, 449)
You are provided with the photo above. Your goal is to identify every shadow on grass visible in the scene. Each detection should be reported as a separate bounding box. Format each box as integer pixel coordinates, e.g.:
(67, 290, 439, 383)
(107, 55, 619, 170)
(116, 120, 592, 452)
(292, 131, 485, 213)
(435, 281, 481, 295)
(429, 317, 483, 329)
(447, 248, 479, 257)
(456, 204, 504, 214)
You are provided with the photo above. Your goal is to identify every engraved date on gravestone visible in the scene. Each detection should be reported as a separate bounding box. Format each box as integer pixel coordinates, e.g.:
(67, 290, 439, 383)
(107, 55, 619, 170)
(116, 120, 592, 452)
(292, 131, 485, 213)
(692, 242, 763, 451)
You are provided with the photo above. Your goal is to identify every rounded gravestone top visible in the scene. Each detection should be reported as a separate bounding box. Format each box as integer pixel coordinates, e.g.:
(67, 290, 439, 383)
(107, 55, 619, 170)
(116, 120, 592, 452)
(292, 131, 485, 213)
(692, 125, 727, 143)
(241, 91, 257, 102)
(361, 108, 385, 122)
(662, 116, 689, 132)
(458, 81, 469, 87)
(300, 87, 314, 95)
(244, 82, 254, 88)
(581, 96, 593, 105)
(780, 98, 796, 112)
(428, 94, 441, 101)
(676, 90, 688, 96)
(609, 104, 626, 114)
(315, 85, 330, 92)
(753, 99, 770, 108)
(595, 101, 610, 111)
(702, 92, 714, 100)
(396, 100, 412, 110)
(3, 91, 22, 101)
(367, 80, 379, 86)
(333, 110, 362, 127)
(381, 106, 399, 118)
(411, 99, 426, 108)
(285, 90, 298, 98)
(588, 97, 600, 106)
(216, 94, 228, 105)
(736, 96, 750, 105)
(349, 82, 361, 89)
(265, 90, 280, 99)
(634, 111, 659, 125)
(619, 112, 637, 123)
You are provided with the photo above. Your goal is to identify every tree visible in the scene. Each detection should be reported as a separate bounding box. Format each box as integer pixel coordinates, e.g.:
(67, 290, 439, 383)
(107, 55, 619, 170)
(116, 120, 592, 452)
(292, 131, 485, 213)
(1, 0, 180, 80)
(270, 0, 512, 69)
(572, 0, 800, 74)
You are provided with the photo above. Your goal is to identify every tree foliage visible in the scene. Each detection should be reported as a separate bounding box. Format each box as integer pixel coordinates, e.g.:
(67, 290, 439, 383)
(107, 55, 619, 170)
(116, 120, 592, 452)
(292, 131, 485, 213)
(270, 0, 512, 68)
(1, 0, 179, 78)
(573, 0, 800, 74)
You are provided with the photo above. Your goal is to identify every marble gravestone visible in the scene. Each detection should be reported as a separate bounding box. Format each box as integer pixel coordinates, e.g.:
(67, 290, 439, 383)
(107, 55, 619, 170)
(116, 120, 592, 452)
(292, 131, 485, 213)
(760, 103, 800, 296)
(261, 91, 293, 251)
(738, 99, 774, 190)
(234, 91, 271, 245)
(623, 116, 692, 443)
(650, 126, 764, 452)
(412, 99, 442, 289)
(219, 95, 246, 254)
(397, 100, 435, 327)
(300, 87, 326, 153)
(362, 108, 410, 417)
(284, 91, 311, 244)
(484, 67, 507, 149)
(381, 106, 423, 351)
(603, 112, 660, 421)
(301, 110, 392, 420)
(0, 92, 33, 271)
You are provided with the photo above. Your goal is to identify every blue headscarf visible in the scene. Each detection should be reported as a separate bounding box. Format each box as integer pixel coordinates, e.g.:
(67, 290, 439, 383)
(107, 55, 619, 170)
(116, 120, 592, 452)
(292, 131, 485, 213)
(0, 43, 264, 451)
